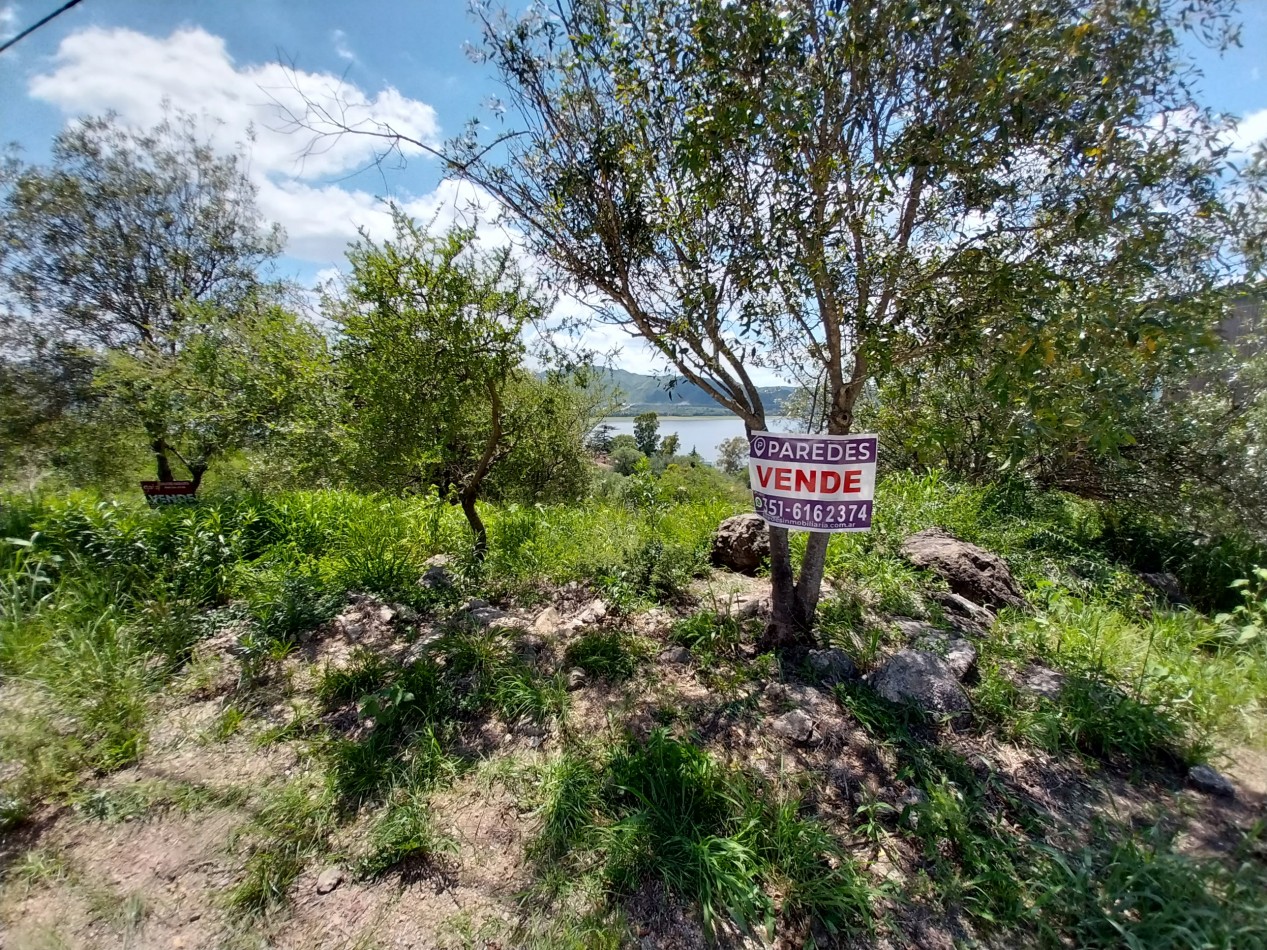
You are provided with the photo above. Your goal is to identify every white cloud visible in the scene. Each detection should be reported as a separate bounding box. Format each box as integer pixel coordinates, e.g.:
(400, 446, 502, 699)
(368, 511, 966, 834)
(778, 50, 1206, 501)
(26, 26, 456, 265)
(29, 26, 440, 180)
(1227, 107, 1267, 155)
(0, 3, 18, 41)
(331, 28, 356, 63)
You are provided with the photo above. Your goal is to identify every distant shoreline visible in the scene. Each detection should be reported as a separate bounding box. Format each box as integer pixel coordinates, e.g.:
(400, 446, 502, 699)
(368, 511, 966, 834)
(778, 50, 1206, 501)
(604, 414, 738, 421)
(604, 414, 791, 421)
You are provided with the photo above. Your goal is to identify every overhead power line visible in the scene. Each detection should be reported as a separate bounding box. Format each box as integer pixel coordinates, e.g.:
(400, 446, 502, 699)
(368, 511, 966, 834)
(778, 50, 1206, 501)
(0, 0, 89, 56)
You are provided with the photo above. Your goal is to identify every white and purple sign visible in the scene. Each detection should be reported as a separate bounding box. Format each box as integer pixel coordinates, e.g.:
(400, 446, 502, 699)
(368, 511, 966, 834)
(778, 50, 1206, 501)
(748, 432, 877, 532)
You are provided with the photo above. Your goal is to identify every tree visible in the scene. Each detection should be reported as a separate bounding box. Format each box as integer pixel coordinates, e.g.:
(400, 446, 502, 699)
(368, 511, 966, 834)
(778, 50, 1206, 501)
(459, 0, 1242, 647)
(633, 411, 660, 456)
(93, 295, 330, 491)
(658, 432, 681, 457)
(716, 436, 750, 476)
(586, 423, 616, 455)
(484, 370, 612, 504)
(0, 113, 284, 482)
(332, 212, 549, 558)
(609, 444, 645, 476)
(291, 0, 1243, 647)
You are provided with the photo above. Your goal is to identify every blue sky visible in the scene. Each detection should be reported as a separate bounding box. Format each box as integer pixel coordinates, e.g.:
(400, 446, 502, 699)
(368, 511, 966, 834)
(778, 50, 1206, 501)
(2, 0, 1267, 374)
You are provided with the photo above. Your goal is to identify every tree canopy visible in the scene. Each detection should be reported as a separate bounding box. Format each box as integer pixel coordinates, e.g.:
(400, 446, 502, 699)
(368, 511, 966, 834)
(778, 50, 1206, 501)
(437, 0, 1248, 644)
(0, 112, 284, 481)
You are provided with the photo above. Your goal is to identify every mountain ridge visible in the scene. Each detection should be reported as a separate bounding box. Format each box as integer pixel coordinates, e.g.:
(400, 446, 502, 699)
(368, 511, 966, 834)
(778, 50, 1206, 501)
(596, 367, 796, 417)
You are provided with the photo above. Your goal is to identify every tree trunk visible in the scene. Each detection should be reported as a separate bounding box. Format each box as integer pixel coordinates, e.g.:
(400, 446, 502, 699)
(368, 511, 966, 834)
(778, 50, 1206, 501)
(758, 359, 865, 652)
(150, 437, 174, 482)
(760, 526, 830, 653)
(188, 463, 207, 492)
(461, 381, 503, 563)
(460, 491, 488, 561)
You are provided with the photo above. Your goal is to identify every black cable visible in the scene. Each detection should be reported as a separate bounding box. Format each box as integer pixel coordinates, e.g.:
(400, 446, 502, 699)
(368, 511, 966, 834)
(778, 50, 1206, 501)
(0, 0, 89, 56)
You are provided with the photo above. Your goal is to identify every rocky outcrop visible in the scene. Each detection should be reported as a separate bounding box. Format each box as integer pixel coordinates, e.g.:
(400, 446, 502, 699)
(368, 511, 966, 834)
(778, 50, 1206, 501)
(806, 648, 856, 685)
(869, 650, 971, 716)
(900, 528, 1024, 610)
(928, 590, 997, 637)
(894, 622, 978, 680)
(712, 513, 770, 574)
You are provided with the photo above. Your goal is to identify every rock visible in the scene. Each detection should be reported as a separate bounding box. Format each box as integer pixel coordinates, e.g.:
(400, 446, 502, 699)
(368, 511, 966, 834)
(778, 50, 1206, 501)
(772, 709, 816, 744)
(631, 608, 671, 636)
(533, 605, 562, 634)
(903, 627, 977, 681)
(659, 645, 692, 665)
(899, 787, 928, 808)
(727, 592, 771, 621)
(1018, 664, 1064, 700)
(929, 591, 997, 636)
(892, 617, 943, 640)
(767, 682, 836, 718)
(376, 605, 396, 624)
(768, 683, 849, 743)
(806, 648, 856, 684)
(869, 650, 971, 716)
(514, 633, 546, 662)
(712, 513, 770, 574)
(1188, 764, 1235, 798)
(461, 598, 490, 612)
(467, 605, 508, 626)
(419, 554, 455, 591)
(1139, 572, 1190, 606)
(465, 604, 529, 632)
(513, 716, 547, 738)
(943, 639, 977, 680)
(567, 667, 587, 690)
(315, 866, 345, 895)
(900, 528, 1025, 610)
(564, 598, 609, 632)
(577, 599, 608, 625)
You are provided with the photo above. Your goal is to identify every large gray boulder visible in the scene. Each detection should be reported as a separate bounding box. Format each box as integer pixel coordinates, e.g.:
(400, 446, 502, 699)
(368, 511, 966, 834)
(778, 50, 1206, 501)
(712, 513, 770, 574)
(900, 528, 1024, 610)
(869, 650, 971, 716)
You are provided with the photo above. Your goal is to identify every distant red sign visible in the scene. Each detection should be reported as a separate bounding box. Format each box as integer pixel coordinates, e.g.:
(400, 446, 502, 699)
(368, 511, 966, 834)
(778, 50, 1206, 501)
(140, 481, 198, 508)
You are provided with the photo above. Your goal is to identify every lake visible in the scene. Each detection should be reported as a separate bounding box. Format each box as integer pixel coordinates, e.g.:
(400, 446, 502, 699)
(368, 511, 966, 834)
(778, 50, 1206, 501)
(601, 416, 795, 463)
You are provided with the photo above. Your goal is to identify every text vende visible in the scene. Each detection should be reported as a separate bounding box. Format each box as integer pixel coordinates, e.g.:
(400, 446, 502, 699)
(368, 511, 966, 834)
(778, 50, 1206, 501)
(753, 464, 863, 495)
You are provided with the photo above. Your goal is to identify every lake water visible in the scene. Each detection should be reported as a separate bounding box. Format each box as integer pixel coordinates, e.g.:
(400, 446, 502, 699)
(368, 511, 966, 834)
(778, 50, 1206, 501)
(601, 416, 794, 463)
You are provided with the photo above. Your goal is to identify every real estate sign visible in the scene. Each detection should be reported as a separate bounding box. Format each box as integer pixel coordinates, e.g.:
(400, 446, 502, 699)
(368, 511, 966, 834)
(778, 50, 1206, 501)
(748, 432, 877, 532)
(140, 480, 199, 509)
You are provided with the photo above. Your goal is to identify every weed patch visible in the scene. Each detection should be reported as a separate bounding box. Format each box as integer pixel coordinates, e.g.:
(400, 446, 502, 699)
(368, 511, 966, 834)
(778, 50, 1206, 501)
(531, 730, 872, 940)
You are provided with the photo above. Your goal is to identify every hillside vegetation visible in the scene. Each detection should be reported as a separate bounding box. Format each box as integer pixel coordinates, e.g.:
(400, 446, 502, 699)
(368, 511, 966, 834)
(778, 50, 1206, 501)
(1, 474, 1265, 948)
(597, 369, 797, 418)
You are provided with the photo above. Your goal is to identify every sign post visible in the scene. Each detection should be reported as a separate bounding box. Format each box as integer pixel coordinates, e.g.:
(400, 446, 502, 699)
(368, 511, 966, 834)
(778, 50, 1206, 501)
(748, 432, 877, 532)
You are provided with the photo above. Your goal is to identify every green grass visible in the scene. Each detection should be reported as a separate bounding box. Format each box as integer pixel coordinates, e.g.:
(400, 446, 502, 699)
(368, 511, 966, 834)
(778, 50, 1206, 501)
(3, 476, 1267, 944)
(356, 790, 456, 879)
(563, 629, 649, 682)
(531, 730, 873, 941)
(1034, 822, 1267, 949)
(227, 777, 336, 915)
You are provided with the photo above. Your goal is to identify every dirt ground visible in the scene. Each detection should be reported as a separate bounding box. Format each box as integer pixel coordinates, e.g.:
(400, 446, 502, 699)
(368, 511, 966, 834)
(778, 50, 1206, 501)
(2, 575, 1263, 950)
